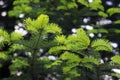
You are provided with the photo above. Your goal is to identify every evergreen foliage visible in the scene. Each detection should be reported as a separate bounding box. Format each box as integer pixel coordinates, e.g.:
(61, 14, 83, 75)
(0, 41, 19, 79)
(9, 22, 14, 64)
(48, 27, 113, 80)
(0, 14, 115, 80)
(91, 39, 112, 51)
(0, 14, 61, 80)
(0, 0, 120, 80)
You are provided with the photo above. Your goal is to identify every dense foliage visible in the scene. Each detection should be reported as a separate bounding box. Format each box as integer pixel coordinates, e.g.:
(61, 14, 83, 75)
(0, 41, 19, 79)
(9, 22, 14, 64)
(0, 0, 120, 80)
(0, 14, 119, 80)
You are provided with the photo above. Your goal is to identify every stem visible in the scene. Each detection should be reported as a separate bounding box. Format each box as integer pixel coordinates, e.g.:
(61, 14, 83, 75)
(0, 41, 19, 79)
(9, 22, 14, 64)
(96, 66, 100, 80)
(31, 31, 42, 80)
(31, 50, 38, 80)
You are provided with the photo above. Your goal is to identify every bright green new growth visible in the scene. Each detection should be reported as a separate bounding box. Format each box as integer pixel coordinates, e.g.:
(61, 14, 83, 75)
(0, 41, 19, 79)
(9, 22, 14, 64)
(24, 14, 61, 34)
(91, 39, 112, 51)
(49, 28, 111, 54)
(0, 29, 10, 46)
(111, 55, 120, 65)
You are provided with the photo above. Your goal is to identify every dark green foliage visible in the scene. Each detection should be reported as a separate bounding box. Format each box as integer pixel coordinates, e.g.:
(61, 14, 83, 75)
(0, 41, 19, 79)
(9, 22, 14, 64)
(8, 0, 101, 34)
